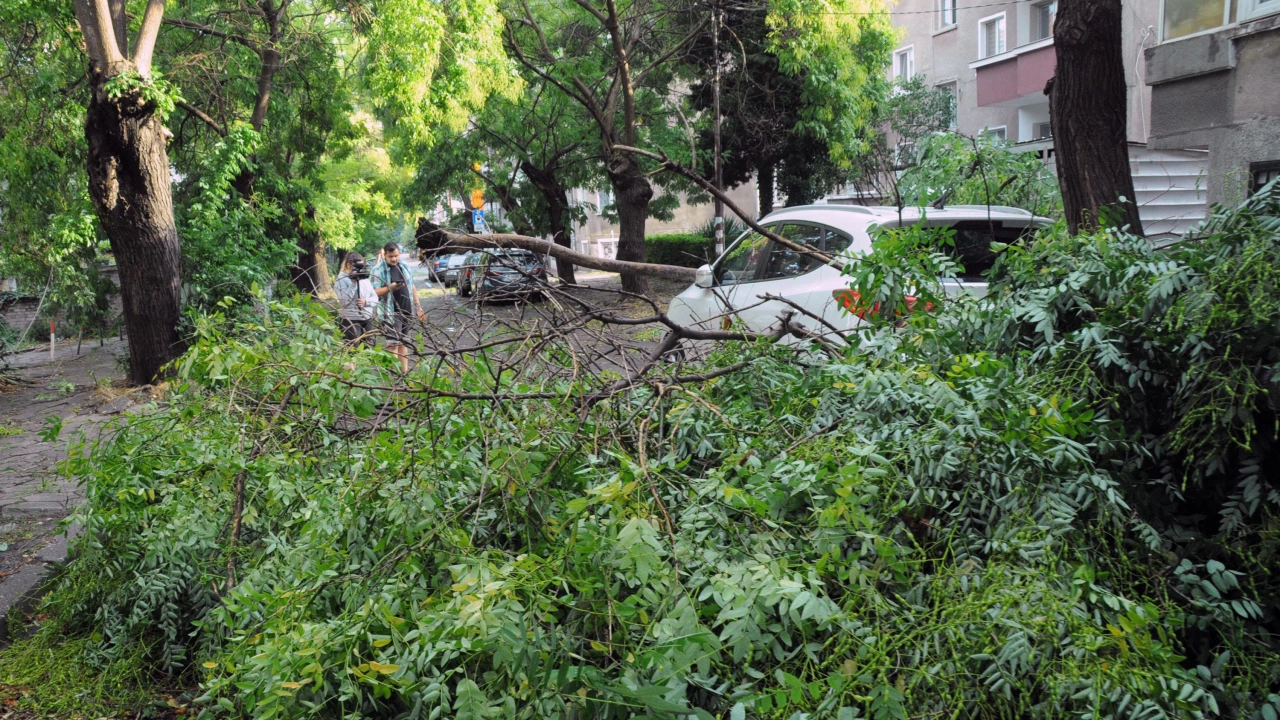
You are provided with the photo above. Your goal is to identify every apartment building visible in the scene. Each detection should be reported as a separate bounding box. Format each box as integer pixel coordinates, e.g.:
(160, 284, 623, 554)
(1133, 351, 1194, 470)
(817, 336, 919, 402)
(859, 0, 1217, 237)
(1144, 0, 1280, 203)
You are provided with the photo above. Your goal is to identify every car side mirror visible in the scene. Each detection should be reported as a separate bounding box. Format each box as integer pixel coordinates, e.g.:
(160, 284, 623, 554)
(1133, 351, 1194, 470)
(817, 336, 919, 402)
(695, 264, 714, 289)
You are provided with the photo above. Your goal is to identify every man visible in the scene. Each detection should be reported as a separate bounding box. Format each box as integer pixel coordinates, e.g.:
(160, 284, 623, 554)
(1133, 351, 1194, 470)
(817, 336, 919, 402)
(371, 242, 426, 371)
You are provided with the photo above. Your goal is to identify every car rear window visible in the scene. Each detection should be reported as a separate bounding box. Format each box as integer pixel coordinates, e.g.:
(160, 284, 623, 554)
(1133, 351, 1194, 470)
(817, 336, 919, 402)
(932, 221, 1036, 280)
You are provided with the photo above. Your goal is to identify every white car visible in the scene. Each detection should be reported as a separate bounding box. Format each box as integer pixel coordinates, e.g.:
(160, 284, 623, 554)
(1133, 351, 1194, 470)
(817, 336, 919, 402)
(666, 204, 1051, 341)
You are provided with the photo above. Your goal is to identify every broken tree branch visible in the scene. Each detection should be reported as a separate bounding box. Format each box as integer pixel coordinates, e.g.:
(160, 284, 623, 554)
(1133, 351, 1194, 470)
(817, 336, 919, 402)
(443, 231, 696, 282)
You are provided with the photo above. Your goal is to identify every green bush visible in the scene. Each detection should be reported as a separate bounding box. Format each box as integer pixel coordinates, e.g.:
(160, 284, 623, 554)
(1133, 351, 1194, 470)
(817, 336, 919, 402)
(644, 233, 716, 268)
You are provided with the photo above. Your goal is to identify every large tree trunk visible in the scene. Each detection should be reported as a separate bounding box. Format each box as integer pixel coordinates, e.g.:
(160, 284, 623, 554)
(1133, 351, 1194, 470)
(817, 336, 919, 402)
(545, 190, 575, 286)
(291, 206, 329, 295)
(607, 153, 654, 295)
(522, 161, 576, 286)
(85, 81, 185, 385)
(1048, 0, 1143, 236)
(758, 161, 775, 216)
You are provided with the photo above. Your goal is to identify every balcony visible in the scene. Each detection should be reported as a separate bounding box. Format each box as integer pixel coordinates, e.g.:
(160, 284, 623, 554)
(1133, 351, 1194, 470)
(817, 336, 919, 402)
(969, 38, 1057, 107)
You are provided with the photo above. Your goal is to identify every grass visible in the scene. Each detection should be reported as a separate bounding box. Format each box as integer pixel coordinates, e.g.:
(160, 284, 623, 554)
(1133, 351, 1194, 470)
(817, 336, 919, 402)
(0, 630, 171, 718)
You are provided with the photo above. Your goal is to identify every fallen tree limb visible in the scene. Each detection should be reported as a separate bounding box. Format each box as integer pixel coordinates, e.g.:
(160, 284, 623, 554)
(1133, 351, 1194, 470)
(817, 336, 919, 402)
(443, 231, 697, 282)
(611, 145, 839, 270)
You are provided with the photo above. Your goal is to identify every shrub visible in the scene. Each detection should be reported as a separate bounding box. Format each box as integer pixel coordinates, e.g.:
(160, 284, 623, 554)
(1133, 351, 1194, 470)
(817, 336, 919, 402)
(644, 233, 716, 268)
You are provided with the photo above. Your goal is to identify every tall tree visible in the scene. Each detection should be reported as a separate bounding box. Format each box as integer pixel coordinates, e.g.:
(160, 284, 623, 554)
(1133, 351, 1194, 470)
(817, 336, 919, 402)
(1047, 0, 1143, 235)
(408, 83, 596, 285)
(689, 4, 895, 214)
(72, 0, 184, 384)
(505, 0, 704, 295)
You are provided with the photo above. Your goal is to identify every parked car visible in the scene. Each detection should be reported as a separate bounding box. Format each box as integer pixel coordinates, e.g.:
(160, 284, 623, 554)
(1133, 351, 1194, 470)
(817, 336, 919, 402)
(456, 249, 546, 301)
(666, 204, 1051, 341)
(442, 254, 468, 287)
(428, 253, 457, 285)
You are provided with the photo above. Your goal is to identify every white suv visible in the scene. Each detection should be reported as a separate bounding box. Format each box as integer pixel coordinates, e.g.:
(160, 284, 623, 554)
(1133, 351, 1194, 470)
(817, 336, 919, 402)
(666, 204, 1051, 339)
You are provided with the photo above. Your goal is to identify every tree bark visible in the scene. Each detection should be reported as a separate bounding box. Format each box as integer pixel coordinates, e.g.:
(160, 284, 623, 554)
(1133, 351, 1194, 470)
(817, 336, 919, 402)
(85, 81, 185, 385)
(445, 232, 694, 282)
(1048, 0, 1143, 235)
(758, 161, 775, 216)
(607, 152, 654, 295)
(291, 206, 329, 295)
(522, 160, 576, 286)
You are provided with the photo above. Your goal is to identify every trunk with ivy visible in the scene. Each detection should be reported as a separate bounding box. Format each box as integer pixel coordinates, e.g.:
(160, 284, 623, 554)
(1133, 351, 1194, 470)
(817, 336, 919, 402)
(1047, 0, 1143, 235)
(76, 0, 185, 385)
(86, 81, 185, 384)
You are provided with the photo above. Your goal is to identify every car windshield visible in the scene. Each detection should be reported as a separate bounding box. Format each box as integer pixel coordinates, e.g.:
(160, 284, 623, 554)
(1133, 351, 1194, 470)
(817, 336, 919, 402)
(448, 255, 467, 267)
(491, 251, 540, 270)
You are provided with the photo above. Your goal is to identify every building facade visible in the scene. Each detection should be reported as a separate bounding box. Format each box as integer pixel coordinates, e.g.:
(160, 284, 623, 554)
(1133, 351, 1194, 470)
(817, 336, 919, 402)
(866, 0, 1235, 237)
(1143, 2, 1280, 203)
(566, 182, 760, 261)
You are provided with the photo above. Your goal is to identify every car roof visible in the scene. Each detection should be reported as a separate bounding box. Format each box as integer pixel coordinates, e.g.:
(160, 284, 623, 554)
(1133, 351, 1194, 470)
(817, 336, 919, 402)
(758, 203, 1051, 232)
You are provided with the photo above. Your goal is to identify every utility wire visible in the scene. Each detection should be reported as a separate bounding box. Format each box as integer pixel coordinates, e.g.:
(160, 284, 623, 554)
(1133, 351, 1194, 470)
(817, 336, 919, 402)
(717, 0, 1022, 16)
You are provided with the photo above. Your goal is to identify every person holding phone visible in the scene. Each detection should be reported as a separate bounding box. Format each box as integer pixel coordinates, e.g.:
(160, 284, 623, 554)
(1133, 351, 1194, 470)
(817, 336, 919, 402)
(371, 242, 426, 371)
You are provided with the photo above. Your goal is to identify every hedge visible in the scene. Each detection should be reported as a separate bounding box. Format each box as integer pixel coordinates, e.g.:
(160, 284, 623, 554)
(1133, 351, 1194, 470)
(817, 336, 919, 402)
(644, 233, 717, 268)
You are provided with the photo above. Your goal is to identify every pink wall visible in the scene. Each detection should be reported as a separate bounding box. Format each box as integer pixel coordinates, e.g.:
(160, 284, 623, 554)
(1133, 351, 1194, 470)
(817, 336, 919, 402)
(975, 45, 1058, 107)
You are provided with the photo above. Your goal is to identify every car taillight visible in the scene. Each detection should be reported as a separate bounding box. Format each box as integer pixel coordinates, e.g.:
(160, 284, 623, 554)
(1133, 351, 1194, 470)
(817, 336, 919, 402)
(832, 289, 933, 319)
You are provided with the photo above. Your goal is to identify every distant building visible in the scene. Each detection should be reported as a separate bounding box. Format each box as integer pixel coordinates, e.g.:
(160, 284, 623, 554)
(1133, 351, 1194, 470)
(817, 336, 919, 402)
(831, 0, 1229, 238)
(566, 182, 759, 260)
(1143, 1, 1280, 203)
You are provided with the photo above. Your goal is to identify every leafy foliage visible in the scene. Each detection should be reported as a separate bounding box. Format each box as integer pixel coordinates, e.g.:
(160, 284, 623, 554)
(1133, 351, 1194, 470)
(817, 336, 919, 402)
(29, 186, 1280, 720)
(896, 132, 1062, 217)
(644, 233, 716, 268)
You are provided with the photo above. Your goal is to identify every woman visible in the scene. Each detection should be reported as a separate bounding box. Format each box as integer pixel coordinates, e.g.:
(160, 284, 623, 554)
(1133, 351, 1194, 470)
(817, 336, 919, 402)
(334, 252, 377, 345)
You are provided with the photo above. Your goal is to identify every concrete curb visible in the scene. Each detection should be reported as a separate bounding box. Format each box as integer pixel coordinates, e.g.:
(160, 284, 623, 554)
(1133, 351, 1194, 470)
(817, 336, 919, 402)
(0, 524, 80, 646)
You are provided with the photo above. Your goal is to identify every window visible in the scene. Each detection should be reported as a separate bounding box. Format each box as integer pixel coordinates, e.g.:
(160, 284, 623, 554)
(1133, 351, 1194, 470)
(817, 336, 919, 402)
(717, 224, 853, 284)
(1031, 1, 1056, 41)
(932, 222, 1036, 280)
(979, 13, 1006, 58)
(761, 225, 853, 280)
(984, 126, 1008, 143)
(937, 82, 958, 129)
(597, 188, 614, 210)
(938, 0, 957, 27)
(762, 224, 826, 279)
(1161, 0, 1231, 40)
(893, 46, 915, 80)
(715, 229, 771, 285)
(1034, 121, 1053, 139)
(1251, 161, 1280, 193)
(1241, 0, 1280, 21)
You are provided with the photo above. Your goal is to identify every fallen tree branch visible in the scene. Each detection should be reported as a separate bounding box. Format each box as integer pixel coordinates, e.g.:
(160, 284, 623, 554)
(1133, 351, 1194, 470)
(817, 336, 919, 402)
(443, 231, 696, 282)
(611, 144, 838, 270)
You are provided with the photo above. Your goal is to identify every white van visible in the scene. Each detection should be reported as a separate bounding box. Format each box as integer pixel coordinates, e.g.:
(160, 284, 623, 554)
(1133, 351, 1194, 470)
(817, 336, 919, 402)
(666, 204, 1052, 340)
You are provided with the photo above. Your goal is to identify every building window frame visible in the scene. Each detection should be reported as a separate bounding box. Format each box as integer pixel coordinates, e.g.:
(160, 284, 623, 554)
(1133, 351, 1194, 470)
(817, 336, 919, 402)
(1251, 160, 1280, 193)
(892, 45, 915, 81)
(936, 81, 958, 130)
(1240, 0, 1280, 21)
(1029, 0, 1057, 42)
(937, 0, 957, 29)
(978, 12, 1007, 59)
(983, 125, 1008, 143)
(1158, 0, 1232, 43)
